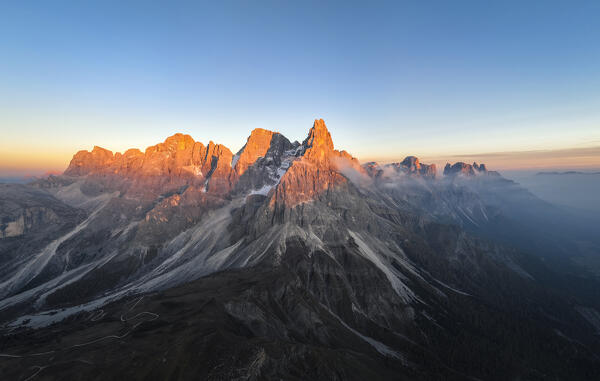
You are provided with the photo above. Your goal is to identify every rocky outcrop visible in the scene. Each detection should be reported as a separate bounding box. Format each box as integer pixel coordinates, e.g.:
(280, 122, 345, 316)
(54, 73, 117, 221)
(363, 157, 437, 180)
(232, 133, 297, 196)
(64, 146, 115, 176)
(232, 128, 276, 176)
(399, 156, 437, 178)
(301, 118, 334, 162)
(444, 162, 475, 176)
(0, 207, 61, 238)
(443, 161, 498, 177)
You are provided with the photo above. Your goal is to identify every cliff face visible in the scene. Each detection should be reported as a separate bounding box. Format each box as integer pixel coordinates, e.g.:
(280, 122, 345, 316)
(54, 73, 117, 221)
(66, 134, 231, 178)
(65, 146, 115, 176)
(232, 128, 276, 176)
(64, 133, 236, 197)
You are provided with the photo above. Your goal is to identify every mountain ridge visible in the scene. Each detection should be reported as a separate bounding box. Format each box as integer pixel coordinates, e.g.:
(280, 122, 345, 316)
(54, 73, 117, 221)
(63, 118, 490, 191)
(2, 119, 600, 380)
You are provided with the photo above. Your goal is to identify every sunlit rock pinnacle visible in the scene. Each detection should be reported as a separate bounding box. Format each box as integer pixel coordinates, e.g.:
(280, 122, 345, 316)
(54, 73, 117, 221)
(233, 128, 276, 176)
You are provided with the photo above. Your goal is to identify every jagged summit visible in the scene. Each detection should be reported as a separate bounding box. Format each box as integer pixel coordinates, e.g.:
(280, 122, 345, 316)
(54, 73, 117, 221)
(298, 118, 337, 164)
(363, 156, 437, 180)
(303, 118, 334, 151)
(269, 119, 362, 207)
(63, 120, 502, 204)
(443, 161, 499, 177)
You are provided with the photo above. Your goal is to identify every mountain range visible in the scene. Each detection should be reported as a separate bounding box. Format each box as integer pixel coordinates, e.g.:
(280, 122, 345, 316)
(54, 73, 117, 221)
(1, 119, 600, 380)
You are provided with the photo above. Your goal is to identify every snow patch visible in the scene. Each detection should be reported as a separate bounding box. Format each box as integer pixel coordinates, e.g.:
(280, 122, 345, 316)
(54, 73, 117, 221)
(231, 154, 240, 168)
(249, 184, 273, 196)
(247, 149, 295, 197)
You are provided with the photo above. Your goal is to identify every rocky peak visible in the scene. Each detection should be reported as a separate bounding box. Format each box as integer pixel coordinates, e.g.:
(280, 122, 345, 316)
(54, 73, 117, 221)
(444, 161, 497, 177)
(364, 157, 436, 180)
(473, 162, 487, 172)
(233, 128, 276, 175)
(64, 146, 114, 176)
(164, 133, 196, 151)
(302, 119, 334, 161)
(64, 133, 236, 195)
(401, 156, 421, 172)
(91, 146, 113, 156)
(444, 162, 475, 176)
(268, 119, 364, 208)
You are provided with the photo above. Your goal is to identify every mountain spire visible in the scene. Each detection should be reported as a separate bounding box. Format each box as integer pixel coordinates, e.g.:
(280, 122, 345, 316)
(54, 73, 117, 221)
(303, 118, 334, 151)
(301, 119, 335, 164)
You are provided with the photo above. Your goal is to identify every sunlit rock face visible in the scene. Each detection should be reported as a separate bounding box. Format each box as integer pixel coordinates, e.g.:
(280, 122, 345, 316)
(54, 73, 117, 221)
(64, 146, 115, 176)
(65, 133, 219, 179)
(232, 128, 276, 176)
(270, 119, 364, 208)
(63, 133, 236, 197)
(302, 118, 334, 162)
(62, 119, 366, 207)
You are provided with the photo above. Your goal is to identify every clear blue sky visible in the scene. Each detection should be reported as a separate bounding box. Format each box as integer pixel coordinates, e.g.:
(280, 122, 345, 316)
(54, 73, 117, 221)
(1, 0, 599, 174)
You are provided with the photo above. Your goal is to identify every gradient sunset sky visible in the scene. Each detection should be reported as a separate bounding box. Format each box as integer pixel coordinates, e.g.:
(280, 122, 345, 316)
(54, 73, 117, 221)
(1, 1, 599, 176)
